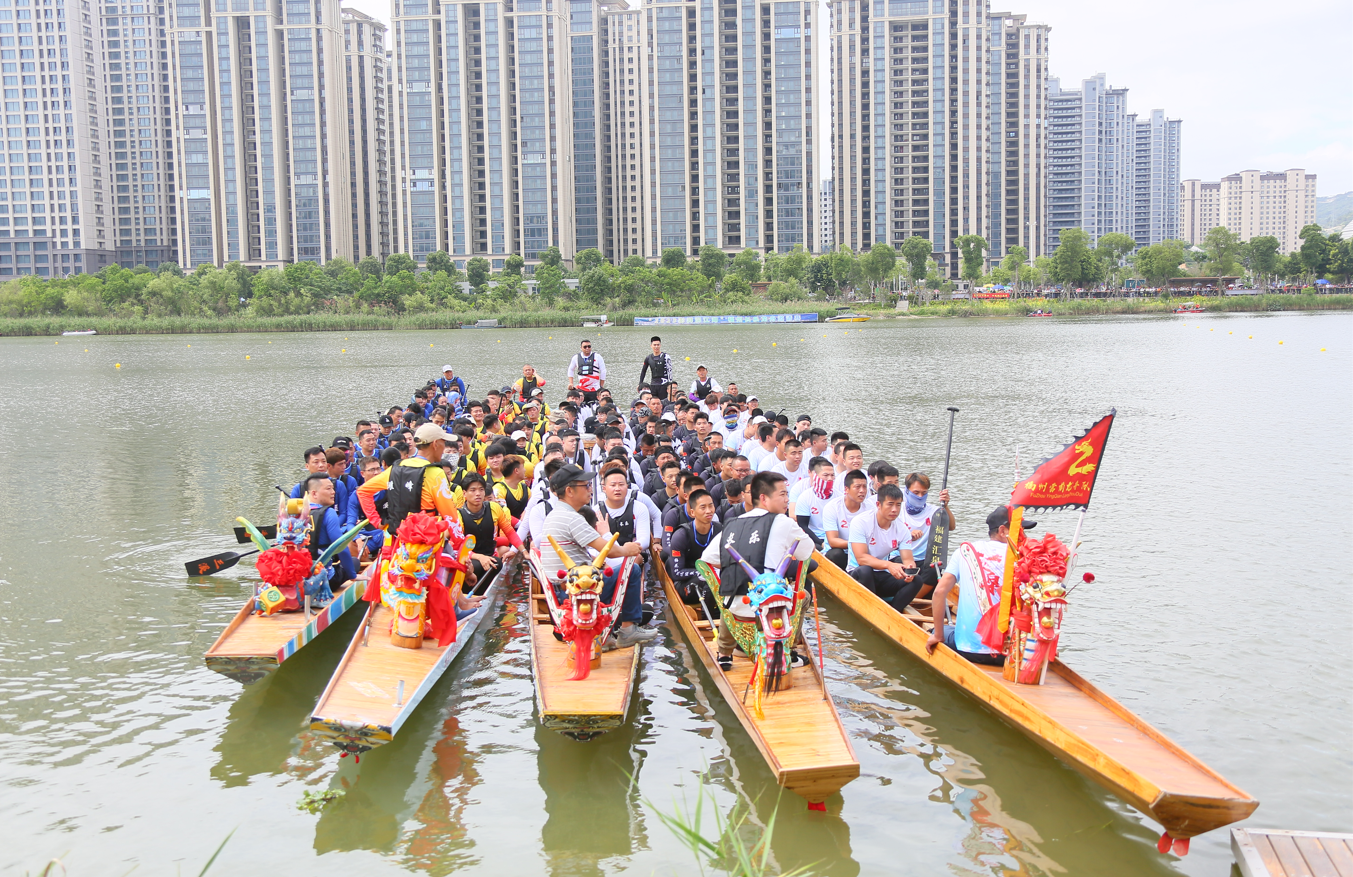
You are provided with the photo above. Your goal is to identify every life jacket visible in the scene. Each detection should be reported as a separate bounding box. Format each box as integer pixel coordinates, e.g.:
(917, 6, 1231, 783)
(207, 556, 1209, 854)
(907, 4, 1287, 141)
(307, 507, 331, 560)
(693, 377, 713, 398)
(603, 494, 637, 546)
(518, 375, 541, 401)
(460, 503, 497, 558)
(384, 458, 432, 533)
(674, 520, 720, 572)
(499, 479, 530, 520)
(576, 352, 601, 391)
(717, 512, 777, 597)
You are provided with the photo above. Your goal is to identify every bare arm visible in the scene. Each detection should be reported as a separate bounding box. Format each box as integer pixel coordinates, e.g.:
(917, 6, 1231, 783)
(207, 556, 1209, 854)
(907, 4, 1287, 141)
(851, 541, 906, 578)
(825, 528, 850, 550)
(925, 572, 957, 654)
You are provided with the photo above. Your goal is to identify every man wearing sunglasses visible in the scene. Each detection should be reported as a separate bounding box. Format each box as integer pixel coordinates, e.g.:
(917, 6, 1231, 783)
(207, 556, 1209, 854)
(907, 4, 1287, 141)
(567, 339, 607, 405)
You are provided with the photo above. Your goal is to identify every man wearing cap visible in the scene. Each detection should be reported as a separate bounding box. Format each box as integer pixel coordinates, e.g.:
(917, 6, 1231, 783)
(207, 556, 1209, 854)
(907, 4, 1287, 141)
(436, 366, 467, 402)
(567, 339, 607, 404)
(357, 423, 462, 534)
(924, 505, 1036, 665)
(540, 464, 655, 649)
(688, 364, 722, 402)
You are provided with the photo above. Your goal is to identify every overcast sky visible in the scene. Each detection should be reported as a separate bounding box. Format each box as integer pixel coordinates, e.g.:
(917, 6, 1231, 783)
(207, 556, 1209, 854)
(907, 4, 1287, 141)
(345, 0, 1353, 195)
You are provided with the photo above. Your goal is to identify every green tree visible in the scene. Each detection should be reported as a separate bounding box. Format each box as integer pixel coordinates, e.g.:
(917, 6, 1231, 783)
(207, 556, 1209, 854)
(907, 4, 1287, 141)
(762, 250, 782, 282)
(538, 246, 563, 270)
(358, 255, 384, 281)
(1328, 238, 1353, 283)
(721, 274, 752, 302)
(1299, 224, 1331, 278)
(1050, 228, 1104, 290)
(502, 254, 525, 278)
(1244, 236, 1281, 286)
(731, 248, 762, 283)
(1032, 255, 1053, 286)
(1001, 246, 1028, 292)
(660, 248, 687, 270)
(767, 280, 806, 302)
(1201, 226, 1244, 276)
(1132, 240, 1187, 285)
(425, 250, 453, 276)
(779, 245, 812, 284)
(579, 263, 617, 306)
(385, 253, 417, 276)
(464, 257, 491, 292)
(899, 236, 931, 286)
(955, 235, 988, 284)
(620, 254, 648, 274)
(575, 248, 605, 274)
(862, 242, 896, 293)
(157, 261, 184, 277)
(534, 264, 566, 307)
(806, 257, 835, 297)
(698, 245, 727, 283)
(1096, 233, 1136, 287)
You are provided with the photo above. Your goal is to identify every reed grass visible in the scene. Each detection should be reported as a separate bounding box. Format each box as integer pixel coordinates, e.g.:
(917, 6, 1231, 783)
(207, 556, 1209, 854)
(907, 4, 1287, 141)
(907, 293, 1353, 318)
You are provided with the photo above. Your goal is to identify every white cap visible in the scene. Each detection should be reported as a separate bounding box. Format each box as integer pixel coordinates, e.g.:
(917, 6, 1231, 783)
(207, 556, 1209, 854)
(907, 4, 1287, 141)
(751, 416, 767, 425)
(661, 412, 676, 422)
(511, 430, 527, 440)
(442, 364, 454, 373)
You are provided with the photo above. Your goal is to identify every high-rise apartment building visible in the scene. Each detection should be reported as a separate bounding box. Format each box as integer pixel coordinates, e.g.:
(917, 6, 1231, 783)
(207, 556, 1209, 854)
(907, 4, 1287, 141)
(342, 8, 390, 261)
(171, 0, 352, 269)
(568, 0, 618, 258)
(1047, 73, 1180, 252)
(389, 0, 576, 268)
(1131, 108, 1180, 246)
(985, 12, 1047, 265)
(0, 0, 120, 277)
(1180, 169, 1316, 254)
(607, 0, 819, 260)
(819, 177, 832, 252)
(832, 0, 991, 277)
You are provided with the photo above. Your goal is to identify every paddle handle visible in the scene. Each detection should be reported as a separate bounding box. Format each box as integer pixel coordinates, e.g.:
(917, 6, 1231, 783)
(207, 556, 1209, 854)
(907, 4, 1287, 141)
(940, 407, 958, 491)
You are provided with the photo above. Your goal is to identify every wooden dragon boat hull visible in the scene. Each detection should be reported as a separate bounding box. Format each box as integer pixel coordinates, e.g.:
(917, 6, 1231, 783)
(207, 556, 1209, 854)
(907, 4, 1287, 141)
(657, 563, 858, 806)
(809, 551, 1258, 840)
(307, 563, 508, 755)
(527, 556, 639, 742)
(204, 578, 364, 684)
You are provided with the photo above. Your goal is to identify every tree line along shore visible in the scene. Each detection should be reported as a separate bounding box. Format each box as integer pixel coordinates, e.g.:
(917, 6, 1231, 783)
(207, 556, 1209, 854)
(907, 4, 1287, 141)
(1, 226, 1349, 336)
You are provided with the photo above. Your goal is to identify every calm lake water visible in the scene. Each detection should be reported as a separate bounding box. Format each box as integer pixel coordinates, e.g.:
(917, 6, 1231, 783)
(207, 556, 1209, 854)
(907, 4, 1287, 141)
(1, 312, 1349, 876)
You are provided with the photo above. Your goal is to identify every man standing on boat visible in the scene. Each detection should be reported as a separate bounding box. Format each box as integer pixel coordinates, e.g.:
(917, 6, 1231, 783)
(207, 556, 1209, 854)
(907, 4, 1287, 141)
(357, 423, 462, 535)
(699, 472, 813, 671)
(688, 364, 721, 402)
(924, 506, 1036, 666)
(436, 365, 467, 403)
(567, 339, 607, 405)
(540, 464, 655, 650)
(637, 336, 675, 400)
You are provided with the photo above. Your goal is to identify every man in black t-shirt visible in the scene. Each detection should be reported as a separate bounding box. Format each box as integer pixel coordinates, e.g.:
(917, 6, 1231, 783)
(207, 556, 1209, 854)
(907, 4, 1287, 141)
(637, 335, 675, 400)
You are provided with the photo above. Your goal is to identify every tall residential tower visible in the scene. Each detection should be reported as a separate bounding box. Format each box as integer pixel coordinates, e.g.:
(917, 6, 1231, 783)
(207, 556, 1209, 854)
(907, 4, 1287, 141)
(343, 8, 391, 261)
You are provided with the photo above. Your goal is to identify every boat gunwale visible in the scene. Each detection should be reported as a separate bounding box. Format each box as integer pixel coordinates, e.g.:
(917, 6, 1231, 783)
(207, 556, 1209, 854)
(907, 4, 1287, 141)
(656, 561, 858, 800)
(204, 579, 361, 668)
(808, 550, 1256, 836)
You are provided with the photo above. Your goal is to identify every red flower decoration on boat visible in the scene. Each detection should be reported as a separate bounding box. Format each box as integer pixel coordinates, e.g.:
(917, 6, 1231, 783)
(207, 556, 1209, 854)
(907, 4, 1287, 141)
(396, 512, 447, 546)
(1014, 533, 1069, 583)
(256, 545, 312, 587)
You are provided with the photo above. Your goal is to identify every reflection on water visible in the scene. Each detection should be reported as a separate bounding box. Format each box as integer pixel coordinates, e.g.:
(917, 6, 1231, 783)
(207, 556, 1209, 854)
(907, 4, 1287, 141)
(1, 315, 1348, 876)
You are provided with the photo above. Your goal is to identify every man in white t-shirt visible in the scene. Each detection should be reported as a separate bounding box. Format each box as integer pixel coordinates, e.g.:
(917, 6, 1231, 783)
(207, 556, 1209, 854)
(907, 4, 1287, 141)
(925, 505, 1036, 666)
(822, 468, 869, 568)
(755, 428, 794, 472)
(832, 442, 865, 498)
(770, 438, 809, 494)
(846, 484, 923, 611)
(743, 421, 777, 470)
(791, 456, 835, 550)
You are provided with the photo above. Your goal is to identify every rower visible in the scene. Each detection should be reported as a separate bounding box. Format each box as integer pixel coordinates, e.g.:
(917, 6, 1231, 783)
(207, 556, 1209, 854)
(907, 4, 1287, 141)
(301, 473, 356, 590)
(493, 455, 531, 521)
(539, 464, 654, 649)
(688, 363, 721, 402)
(458, 474, 518, 584)
(567, 339, 607, 404)
(791, 456, 836, 551)
(667, 488, 723, 622)
(924, 506, 1036, 666)
(822, 469, 868, 568)
(832, 442, 865, 498)
(847, 484, 921, 612)
(436, 364, 467, 401)
(767, 437, 808, 494)
(356, 423, 462, 535)
(698, 472, 812, 671)
(512, 364, 545, 404)
(709, 454, 751, 507)
(661, 471, 711, 558)
(898, 472, 954, 600)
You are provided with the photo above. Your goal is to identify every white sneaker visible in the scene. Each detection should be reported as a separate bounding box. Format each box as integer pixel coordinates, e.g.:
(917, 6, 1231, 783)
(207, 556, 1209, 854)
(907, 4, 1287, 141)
(613, 625, 657, 649)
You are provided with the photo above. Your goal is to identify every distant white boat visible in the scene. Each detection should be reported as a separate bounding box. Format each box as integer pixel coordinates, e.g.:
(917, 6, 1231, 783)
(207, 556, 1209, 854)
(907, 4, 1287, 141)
(61, 330, 97, 336)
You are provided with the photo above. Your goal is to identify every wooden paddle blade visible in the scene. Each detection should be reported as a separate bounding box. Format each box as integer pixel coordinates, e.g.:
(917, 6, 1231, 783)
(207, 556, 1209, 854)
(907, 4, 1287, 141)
(926, 515, 949, 571)
(185, 548, 255, 577)
(234, 524, 277, 544)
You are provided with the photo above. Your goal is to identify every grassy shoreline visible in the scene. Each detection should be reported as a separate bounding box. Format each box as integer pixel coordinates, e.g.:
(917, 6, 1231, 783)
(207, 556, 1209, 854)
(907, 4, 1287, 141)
(0, 295, 1348, 336)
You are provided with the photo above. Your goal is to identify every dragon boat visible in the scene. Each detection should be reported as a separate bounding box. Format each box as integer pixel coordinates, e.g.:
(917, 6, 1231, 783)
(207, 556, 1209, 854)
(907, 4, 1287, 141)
(809, 548, 1258, 853)
(205, 496, 368, 684)
(308, 512, 506, 757)
(527, 536, 640, 741)
(658, 546, 858, 809)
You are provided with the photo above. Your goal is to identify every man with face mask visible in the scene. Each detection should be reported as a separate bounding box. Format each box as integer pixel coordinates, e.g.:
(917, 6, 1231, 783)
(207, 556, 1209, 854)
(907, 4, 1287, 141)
(714, 405, 745, 453)
(897, 471, 954, 601)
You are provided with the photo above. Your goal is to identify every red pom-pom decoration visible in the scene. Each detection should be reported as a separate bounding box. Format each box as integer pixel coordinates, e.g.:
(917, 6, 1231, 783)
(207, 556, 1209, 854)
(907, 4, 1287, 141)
(255, 545, 312, 587)
(741, 595, 751, 604)
(556, 569, 567, 579)
(1082, 571, 1095, 583)
(396, 512, 447, 546)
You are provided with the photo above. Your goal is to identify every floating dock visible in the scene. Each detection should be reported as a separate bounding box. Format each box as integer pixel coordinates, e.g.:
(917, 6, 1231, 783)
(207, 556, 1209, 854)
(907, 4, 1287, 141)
(1232, 829, 1353, 877)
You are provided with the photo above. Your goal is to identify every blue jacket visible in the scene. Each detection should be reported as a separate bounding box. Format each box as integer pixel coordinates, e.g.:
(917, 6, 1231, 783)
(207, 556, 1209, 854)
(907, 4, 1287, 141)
(436, 375, 467, 400)
(309, 505, 357, 580)
(292, 478, 355, 528)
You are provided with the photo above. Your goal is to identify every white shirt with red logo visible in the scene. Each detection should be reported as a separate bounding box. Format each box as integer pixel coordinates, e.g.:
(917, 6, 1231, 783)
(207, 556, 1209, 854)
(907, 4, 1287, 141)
(845, 511, 908, 572)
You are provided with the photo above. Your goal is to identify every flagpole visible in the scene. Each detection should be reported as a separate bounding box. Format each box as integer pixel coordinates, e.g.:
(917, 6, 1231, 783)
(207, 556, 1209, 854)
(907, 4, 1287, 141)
(1063, 509, 1087, 587)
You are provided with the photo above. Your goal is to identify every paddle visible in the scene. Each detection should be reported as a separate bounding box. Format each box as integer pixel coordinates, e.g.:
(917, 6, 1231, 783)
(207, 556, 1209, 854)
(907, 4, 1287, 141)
(234, 524, 277, 544)
(925, 407, 959, 573)
(185, 547, 259, 577)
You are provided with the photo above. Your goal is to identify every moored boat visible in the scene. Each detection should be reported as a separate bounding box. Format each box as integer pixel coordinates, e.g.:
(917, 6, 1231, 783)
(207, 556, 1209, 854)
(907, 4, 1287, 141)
(809, 551, 1257, 847)
(307, 559, 509, 756)
(204, 577, 364, 684)
(657, 561, 858, 807)
(61, 329, 97, 335)
(825, 313, 870, 323)
(1027, 310, 1053, 317)
(526, 552, 640, 741)
(1173, 303, 1205, 314)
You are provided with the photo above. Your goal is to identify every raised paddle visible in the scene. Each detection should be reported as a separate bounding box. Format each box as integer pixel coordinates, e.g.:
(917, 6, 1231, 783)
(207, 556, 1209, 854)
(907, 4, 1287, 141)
(233, 524, 277, 544)
(925, 407, 959, 573)
(185, 547, 259, 577)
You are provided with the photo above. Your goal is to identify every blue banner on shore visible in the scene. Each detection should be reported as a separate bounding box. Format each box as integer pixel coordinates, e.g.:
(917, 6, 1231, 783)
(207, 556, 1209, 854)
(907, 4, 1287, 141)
(632, 313, 820, 326)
